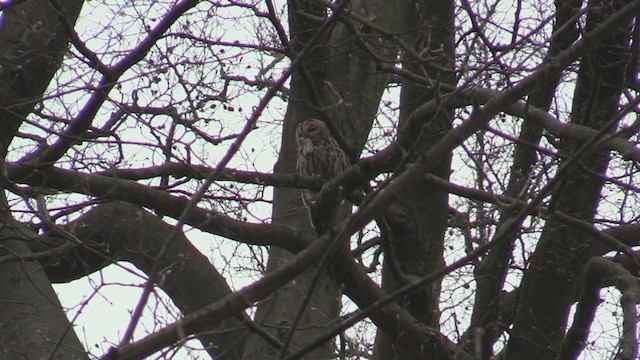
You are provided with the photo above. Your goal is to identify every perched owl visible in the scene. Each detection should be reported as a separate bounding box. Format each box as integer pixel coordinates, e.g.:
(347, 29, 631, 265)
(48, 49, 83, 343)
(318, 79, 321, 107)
(296, 119, 348, 229)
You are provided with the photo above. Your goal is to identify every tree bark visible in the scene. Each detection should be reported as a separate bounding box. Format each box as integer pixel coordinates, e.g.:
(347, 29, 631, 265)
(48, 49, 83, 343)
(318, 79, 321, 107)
(0, 208, 87, 360)
(465, 0, 581, 356)
(40, 202, 247, 359)
(0, 0, 83, 157)
(373, 0, 455, 358)
(0, 1, 87, 359)
(242, 1, 397, 358)
(506, 0, 633, 358)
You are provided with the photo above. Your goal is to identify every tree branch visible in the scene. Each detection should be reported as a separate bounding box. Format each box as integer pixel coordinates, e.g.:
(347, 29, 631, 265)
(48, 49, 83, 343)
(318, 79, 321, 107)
(559, 257, 640, 360)
(2, 161, 312, 252)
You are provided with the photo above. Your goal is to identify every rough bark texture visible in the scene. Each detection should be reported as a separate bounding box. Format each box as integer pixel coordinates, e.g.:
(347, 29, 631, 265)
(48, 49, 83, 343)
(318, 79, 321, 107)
(0, 0, 82, 157)
(240, 2, 338, 358)
(0, 0, 638, 359)
(373, 1, 455, 358)
(465, 0, 582, 356)
(506, 0, 633, 358)
(242, 0, 398, 358)
(0, 216, 88, 360)
(0, 1, 88, 359)
(40, 202, 247, 359)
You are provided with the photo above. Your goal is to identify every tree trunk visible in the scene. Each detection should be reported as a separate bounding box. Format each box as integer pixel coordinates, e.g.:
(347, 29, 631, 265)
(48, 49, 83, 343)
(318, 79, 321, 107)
(0, 208, 87, 360)
(373, 0, 455, 358)
(242, 0, 399, 358)
(0, 1, 88, 359)
(506, 0, 633, 357)
(465, 0, 581, 356)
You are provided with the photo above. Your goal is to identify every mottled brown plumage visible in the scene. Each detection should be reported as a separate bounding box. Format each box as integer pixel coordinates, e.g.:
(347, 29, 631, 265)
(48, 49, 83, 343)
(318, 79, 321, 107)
(296, 119, 348, 228)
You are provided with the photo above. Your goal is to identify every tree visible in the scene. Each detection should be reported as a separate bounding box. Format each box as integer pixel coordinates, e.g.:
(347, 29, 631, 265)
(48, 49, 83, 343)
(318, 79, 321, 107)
(0, 0, 639, 359)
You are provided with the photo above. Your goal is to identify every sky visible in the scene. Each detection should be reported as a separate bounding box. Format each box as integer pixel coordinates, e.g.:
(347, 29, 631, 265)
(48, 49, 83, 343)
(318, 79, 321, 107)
(0, 0, 633, 358)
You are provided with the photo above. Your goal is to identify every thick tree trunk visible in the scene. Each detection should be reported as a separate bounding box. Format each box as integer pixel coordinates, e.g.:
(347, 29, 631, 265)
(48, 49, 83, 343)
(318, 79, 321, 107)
(0, 0, 84, 157)
(40, 202, 247, 360)
(242, 0, 398, 358)
(373, 0, 455, 358)
(0, 207, 87, 360)
(240, 2, 339, 358)
(506, 0, 632, 358)
(2, 0, 638, 359)
(465, 0, 581, 356)
(0, 1, 87, 359)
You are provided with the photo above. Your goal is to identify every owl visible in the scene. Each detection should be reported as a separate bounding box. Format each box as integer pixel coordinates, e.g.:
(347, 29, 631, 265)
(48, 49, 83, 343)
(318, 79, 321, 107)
(296, 119, 349, 228)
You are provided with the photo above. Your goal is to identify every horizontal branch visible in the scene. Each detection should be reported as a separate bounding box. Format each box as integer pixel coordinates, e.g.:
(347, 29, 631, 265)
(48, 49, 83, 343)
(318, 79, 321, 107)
(95, 162, 323, 189)
(7, 158, 637, 260)
(2, 161, 311, 252)
(424, 174, 636, 256)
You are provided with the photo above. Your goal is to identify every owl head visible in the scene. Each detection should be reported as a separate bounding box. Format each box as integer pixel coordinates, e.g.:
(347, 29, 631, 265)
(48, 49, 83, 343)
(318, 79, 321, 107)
(296, 119, 333, 147)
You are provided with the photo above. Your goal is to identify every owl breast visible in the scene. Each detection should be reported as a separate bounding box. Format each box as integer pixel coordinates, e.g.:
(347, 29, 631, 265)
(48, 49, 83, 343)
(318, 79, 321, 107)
(295, 119, 349, 231)
(298, 137, 314, 156)
(296, 119, 348, 179)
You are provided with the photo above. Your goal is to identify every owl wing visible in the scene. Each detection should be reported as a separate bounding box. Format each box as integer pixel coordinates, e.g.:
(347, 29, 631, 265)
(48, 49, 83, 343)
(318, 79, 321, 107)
(295, 121, 349, 232)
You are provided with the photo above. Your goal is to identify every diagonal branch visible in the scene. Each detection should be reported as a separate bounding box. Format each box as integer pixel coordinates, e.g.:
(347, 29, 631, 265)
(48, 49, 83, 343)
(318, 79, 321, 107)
(559, 257, 640, 360)
(24, 0, 201, 166)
